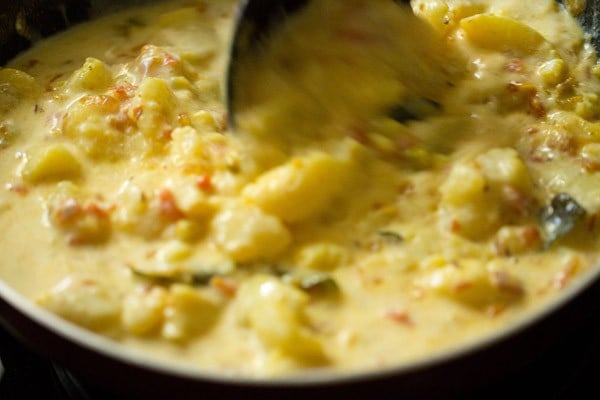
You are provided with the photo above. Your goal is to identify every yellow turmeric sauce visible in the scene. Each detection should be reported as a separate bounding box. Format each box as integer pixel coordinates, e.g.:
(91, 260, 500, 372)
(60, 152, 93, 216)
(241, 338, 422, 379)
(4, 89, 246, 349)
(1, 0, 600, 377)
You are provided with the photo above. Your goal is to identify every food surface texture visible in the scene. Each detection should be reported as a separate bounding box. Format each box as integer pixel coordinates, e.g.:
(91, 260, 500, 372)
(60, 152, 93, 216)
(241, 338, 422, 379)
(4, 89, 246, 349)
(1, 0, 600, 377)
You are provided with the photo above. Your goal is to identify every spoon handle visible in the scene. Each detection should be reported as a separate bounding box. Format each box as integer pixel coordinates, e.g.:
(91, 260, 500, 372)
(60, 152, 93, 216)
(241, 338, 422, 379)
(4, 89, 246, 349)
(234, 0, 309, 45)
(234, 0, 411, 45)
(227, 0, 413, 127)
(575, 0, 600, 51)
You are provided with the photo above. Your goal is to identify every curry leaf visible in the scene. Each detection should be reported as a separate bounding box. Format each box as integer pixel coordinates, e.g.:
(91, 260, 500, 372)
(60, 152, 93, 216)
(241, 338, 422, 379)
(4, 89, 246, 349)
(388, 98, 442, 123)
(540, 193, 586, 247)
(128, 265, 220, 286)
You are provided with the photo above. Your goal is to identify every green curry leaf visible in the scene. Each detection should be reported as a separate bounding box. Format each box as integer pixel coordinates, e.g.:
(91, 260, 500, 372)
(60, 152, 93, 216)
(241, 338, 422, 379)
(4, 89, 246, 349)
(540, 193, 586, 247)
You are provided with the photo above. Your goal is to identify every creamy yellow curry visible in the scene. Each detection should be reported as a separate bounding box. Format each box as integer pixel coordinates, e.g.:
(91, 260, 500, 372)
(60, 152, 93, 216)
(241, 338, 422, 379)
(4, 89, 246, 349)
(1, 0, 600, 377)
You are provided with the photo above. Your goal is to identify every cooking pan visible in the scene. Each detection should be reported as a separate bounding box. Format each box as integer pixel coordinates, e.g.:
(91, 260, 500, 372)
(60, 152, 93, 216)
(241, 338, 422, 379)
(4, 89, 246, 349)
(1, 1, 600, 398)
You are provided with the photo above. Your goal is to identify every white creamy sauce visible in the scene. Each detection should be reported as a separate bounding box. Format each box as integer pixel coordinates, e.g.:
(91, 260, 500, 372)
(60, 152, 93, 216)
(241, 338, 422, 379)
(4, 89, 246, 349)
(0, 0, 599, 377)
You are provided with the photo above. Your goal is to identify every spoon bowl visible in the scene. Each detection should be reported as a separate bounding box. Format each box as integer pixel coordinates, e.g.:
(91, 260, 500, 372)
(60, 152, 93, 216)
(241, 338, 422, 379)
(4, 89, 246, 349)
(574, 0, 600, 49)
(225, 0, 455, 136)
(226, 0, 600, 130)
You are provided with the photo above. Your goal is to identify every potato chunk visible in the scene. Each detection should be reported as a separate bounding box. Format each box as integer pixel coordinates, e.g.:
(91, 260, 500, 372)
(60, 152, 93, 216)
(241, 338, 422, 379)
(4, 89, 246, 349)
(439, 148, 533, 239)
(122, 286, 168, 336)
(48, 182, 112, 245)
(21, 144, 82, 183)
(475, 148, 532, 193)
(136, 77, 177, 144)
(412, 0, 450, 33)
(38, 276, 121, 331)
(294, 242, 348, 271)
(419, 262, 524, 308)
(211, 202, 291, 262)
(236, 276, 326, 364)
(493, 225, 542, 256)
(0, 68, 41, 113)
(161, 285, 222, 341)
(62, 95, 124, 159)
(242, 152, 352, 223)
(68, 58, 113, 91)
(537, 59, 568, 87)
(460, 14, 547, 55)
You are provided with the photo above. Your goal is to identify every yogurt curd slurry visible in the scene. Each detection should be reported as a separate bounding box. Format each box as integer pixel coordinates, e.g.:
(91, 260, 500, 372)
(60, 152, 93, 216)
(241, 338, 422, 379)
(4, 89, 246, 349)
(1, 0, 600, 377)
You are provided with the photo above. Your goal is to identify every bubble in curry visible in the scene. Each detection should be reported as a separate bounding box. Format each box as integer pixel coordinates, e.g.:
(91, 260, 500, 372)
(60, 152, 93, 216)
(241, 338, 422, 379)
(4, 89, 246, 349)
(1, 0, 600, 377)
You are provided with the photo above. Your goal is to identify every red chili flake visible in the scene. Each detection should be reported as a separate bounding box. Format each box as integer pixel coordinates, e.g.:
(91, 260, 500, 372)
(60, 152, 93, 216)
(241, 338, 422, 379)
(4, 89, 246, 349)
(140, 283, 155, 294)
(80, 279, 98, 287)
(552, 258, 579, 290)
(109, 112, 132, 131)
(453, 281, 473, 293)
(132, 106, 143, 121)
(502, 185, 533, 216)
(542, 132, 576, 155)
(163, 52, 179, 67)
(506, 82, 546, 117)
(528, 149, 551, 163)
(385, 309, 414, 327)
(196, 174, 214, 192)
(211, 277, 238, 297)
(158, 189, 184, 221)
(522, 226, 541, 248)
(529, 95, 546, 118)
(112, 83, 137, 99)
(450, 218, 461, 233)
(5, 183, 29, 196)
(505, 59, 524, 73)
(84, 203, 109, 219)
(161, 129, 173, 140)
(113, 87, 128, 99)
(57, 199, 83, 224)
(67, 236, 80, 246)
(486, 304, 506, 318)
